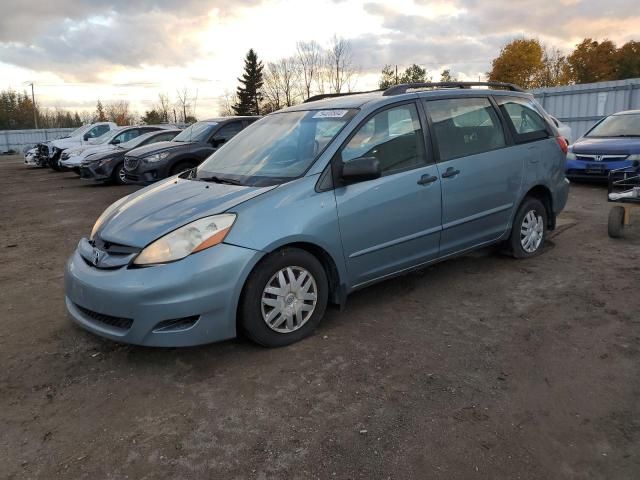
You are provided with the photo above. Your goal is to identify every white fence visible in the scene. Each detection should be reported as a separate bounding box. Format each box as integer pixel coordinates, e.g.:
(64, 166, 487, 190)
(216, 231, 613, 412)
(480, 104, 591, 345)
(531, 78, 640, 140)
(0, 128, 76, 154)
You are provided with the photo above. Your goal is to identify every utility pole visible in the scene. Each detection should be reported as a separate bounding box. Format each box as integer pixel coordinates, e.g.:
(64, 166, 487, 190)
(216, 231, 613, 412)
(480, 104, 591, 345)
(395, 65, 398, 85)
(28, 82, 38, 129)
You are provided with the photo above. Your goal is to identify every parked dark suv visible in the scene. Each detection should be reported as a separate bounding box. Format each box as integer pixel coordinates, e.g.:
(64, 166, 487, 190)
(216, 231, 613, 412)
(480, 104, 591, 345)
(124, 117, 259, 184)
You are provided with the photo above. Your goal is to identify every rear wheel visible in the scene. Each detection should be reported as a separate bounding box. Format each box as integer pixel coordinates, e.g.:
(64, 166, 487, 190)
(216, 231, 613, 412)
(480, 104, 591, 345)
(49, 153, 61, 171)
(509, 197, 547, 258)
(608, 206, 625, 238)
(239, 248, 329, 347)
(170, 161, 197, 176)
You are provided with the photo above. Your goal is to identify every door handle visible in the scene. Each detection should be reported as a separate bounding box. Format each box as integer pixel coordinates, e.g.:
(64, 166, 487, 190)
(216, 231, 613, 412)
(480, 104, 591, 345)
(441, 167, 460, 178)
(417, 174, 438, 185)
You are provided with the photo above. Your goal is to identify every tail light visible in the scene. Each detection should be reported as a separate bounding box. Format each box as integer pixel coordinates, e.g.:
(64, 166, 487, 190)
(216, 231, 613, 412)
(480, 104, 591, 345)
(556, 136, 568, 155)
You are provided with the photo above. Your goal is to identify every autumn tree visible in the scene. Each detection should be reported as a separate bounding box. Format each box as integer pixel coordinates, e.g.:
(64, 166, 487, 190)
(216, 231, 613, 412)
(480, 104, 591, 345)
(488, 38, 545, 89)
(566, 38, 617, 84)
(233, 49, 264, 116)
(616, 41, 640, 80)
(105, 100, 132, 125)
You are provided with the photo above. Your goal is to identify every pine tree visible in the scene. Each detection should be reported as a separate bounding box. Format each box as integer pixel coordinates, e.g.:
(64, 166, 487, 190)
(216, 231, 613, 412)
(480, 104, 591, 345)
(233, 49, 264, 116)
(95, 100, 106, 122)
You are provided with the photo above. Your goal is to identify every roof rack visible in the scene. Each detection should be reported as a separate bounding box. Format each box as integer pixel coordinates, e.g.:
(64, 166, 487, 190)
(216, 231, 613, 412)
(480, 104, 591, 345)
(382, 81, 524, 96)
(304, 89, 384, 103)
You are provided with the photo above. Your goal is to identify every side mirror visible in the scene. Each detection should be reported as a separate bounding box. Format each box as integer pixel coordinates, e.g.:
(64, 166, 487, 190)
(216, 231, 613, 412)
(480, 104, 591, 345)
(212, 137, 226, 147)
(111, 138, 120, 145)
(83, 133, 90, 141)
(632, 159, 640, 168)
(340, 156, 381, 184)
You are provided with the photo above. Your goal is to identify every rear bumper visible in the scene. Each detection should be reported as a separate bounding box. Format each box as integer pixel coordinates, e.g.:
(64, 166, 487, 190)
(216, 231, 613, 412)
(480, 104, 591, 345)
(65, 242, 263, 346)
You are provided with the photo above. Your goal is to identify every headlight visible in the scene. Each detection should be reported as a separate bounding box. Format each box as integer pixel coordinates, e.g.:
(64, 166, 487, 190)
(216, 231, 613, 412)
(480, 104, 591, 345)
(134, 214, 236, 265)
(144, 151, 170, 163)
(566, 151, 577, 161)
(628, 154, 640, 161)
(89, 195, 131, 241)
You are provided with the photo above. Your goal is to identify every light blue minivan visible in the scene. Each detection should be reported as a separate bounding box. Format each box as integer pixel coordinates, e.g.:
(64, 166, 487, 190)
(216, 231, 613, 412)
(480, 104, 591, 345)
(65, 82, 570, 347)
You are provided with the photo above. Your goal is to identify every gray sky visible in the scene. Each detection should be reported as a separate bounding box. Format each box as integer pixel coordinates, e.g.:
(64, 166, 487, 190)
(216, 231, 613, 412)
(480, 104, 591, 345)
(1, 0, 636, 116)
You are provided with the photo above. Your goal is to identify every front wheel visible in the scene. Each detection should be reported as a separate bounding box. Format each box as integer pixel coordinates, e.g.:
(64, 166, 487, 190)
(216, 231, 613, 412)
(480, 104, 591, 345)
(509, 197, 547, 258)
(111, 162, 128, 185)
(239, 248, 329, 347)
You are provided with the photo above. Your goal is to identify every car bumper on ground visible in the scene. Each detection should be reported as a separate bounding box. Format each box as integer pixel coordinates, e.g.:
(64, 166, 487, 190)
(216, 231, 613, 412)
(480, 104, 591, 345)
(65, 241, 263, 347)
(565, 159, 634, 181)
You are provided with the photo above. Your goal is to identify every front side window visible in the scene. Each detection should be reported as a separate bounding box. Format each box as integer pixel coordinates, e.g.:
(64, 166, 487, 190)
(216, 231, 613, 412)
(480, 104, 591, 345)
(496, 96, 549, 142)
(173, 122, 218, 143)
(341, 103, 427, 175)
(196, 109, 357, 186)
(214, 122, 244, 141)
(114, 129, 139, 144)
(426, 97, 506, 161)
(88, 124, 110, 138)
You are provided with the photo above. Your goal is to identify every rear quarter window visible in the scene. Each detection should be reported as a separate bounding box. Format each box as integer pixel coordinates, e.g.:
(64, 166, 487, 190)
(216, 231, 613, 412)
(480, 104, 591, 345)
(496, 96, 550, 144)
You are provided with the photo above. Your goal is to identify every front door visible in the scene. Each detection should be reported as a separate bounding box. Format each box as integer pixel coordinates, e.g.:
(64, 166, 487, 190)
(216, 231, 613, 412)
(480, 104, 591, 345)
(424, 96, 523, 255)
(334, 102, 442, 288)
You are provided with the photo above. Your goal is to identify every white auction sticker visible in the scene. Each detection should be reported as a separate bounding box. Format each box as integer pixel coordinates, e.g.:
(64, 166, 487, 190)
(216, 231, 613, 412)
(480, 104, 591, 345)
(312, 110, 349, 119)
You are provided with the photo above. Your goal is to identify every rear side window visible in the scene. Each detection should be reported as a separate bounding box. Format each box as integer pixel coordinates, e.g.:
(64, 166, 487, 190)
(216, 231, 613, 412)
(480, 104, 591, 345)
(341, 103, 428, 175)
(425, 97, 506, 162)
(215, 122, 244, 140)
(88, 124, 110, 138)
(496, 96, 550, 143)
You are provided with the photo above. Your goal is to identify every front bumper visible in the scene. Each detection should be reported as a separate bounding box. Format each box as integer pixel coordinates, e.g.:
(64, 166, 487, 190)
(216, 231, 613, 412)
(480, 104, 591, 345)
(565, 159, 634, 181)
(65, 241, 263, 347)
(80, 160, 116, 182)
(60, 155, 83, 168)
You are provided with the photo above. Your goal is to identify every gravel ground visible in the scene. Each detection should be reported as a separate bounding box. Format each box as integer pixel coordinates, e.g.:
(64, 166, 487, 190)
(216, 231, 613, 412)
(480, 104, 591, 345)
(1, 155, 639, 480)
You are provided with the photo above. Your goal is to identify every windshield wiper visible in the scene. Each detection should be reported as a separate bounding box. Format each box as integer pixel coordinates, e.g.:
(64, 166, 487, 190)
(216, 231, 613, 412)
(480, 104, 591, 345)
(199, 175, 243, 186)
(612, 134, 640, 137)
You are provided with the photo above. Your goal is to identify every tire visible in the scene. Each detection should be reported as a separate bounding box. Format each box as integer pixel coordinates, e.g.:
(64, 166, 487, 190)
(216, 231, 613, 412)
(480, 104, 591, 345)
(608, 206, 625, 238)
(170, 161, 196, 176)
(49, 154, 61, 171)
(239, 248, 329, 347)
(509, 197, 548, 258)
(111, 162, 128, 185)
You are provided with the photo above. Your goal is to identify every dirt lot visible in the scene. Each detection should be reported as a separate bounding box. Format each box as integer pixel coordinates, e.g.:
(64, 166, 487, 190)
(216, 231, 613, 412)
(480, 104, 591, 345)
(1, 155, 639, 479)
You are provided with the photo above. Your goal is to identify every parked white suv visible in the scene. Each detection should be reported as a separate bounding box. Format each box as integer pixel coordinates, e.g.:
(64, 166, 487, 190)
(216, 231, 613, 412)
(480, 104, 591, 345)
(44, 122, 118, 170)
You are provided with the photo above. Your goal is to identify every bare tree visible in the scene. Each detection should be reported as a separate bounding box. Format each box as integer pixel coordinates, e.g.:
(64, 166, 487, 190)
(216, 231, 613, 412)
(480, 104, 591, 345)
(296, 41, 322, 100)
(175, 88, 193, 123)
(262, 62, 284, 111)
(262, 57, 301, 111)
(327, 36, 356, 94)
(156, 93, 171, 122)
(219, 90, 238, 116)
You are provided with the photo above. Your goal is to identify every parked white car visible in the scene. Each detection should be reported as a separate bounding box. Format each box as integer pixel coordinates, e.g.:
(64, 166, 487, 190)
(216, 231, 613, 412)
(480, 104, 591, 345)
(60, 126, 172, 170)
(24, 146, 38, 166)
(45, 122, 118, 170)
(550, 116, 572, 144)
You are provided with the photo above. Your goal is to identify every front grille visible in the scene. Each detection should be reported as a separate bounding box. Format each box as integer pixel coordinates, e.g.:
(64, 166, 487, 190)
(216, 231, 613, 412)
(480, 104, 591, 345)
(576, 154, 628, 162)
(75, 304, 133, 331)
(124, 156, 139, 171)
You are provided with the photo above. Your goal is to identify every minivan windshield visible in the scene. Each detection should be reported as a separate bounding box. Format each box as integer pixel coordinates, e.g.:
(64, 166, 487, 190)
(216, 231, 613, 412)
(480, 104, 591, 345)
(586, 113, 640, 137)
(196, 109, 357, 186)
(173, 122, 218, 143)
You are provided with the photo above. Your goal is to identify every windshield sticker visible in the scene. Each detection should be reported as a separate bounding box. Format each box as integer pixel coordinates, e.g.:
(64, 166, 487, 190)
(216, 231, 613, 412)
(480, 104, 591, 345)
(313, 110, 349, 119)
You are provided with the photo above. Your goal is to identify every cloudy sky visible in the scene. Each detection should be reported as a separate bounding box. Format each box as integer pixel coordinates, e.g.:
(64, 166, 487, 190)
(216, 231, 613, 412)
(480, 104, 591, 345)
(1, 0, 637, 117)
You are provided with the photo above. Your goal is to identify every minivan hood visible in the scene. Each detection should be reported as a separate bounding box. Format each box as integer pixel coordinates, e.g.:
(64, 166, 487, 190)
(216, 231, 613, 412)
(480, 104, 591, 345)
(572, 137, 640, 155)
(97, 177, 277, 248)
(127, 141, 189, 158)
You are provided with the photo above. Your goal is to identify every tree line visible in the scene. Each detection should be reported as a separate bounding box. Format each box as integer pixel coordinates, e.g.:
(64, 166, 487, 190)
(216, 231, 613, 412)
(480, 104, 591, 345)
(487, 37, 640, 89)
(0, 89, 84, 130)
